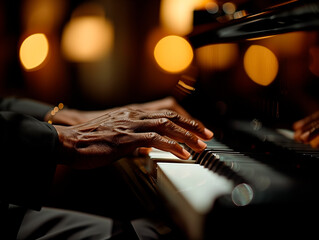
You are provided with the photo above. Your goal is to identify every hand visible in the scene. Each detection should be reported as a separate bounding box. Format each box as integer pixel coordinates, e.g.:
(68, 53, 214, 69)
(54, 108, 213, 169)
(293, 110, 319, 148)
(126, 96, 192, 118)
(46, 97, 192, 126)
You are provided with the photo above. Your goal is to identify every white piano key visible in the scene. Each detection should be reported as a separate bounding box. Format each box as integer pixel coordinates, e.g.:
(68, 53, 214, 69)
(157, 162, 234, 240)
(276, 128, 295, 140)
(157, 163, 233, 213)
(149, 148, 180, 159)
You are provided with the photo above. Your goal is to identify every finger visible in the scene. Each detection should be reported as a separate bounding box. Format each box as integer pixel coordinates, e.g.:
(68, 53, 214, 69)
(298, 120, 319, 138)
(294, 129, 303, 142)
(293, 120, 304, 130)
(300, 126, 319, 143)
(293, 112, 319, 130)
(143, 110, 213, 140)
(135, 118, 207, 152)
(299, 131, 310, 143)
(133, 147, 152, 156)
(309, 127, 319, 141)
(133, 132, 191, 159)
(293, 116, 311, 130)
(310, 136, 319, 148)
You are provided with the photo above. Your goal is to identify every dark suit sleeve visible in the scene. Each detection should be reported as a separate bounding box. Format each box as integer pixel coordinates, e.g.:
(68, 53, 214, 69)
(0, 97, 53, 121)
(0, 98, 58, 210)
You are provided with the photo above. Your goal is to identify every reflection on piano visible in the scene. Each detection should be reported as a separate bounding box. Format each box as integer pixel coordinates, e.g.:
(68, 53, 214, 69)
(118, 1, 319, 239)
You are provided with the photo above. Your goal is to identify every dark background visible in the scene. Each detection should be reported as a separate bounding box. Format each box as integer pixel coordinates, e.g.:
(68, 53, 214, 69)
(0, 0, 318, 126)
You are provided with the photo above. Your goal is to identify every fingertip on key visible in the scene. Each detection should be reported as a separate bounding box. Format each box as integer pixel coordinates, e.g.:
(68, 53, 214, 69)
(181, 148, 191, 159)
(204, 128, 214, 139)
(197, 139, 207, 150)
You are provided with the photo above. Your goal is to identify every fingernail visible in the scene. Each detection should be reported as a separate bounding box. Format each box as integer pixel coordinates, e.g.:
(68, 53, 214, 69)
(182, 149, 191, 159)
(198, 139, 207, 150)
(138, 147, 152, 155)
(204, 128, 214, 138)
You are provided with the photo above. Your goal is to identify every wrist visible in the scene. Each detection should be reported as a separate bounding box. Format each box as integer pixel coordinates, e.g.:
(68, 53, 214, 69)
(45, 107, 85, 126)
(53, 124, 74, 165)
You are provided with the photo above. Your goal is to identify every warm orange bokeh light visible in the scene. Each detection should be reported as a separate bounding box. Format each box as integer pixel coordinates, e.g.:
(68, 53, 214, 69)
(262, 32, 307, 57)
(160, 0, 210, 35)
(19, 33, 49, 71)
(222, 2, 236, 15)
(196, 43, 238, 70)
(154, 35, 193, 73)
(22, 0, 66, 31)
(244, 45, 279, 86)
(61, 16, 113, 62)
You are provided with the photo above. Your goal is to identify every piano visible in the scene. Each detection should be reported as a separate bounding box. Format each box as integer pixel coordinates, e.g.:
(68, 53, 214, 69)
(117, 1, 319, 239)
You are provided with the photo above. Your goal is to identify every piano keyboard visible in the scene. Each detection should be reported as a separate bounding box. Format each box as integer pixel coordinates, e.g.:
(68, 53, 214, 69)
(118, 119, 319, 239)
(148, 135, 297, 239)
(230, 119, 319, 160)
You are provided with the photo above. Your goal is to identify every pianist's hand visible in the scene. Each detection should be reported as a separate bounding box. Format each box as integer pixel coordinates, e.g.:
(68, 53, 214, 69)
(125, 96, 192, 118)
(53, 107, 213, 169)
(46, 97, 192, 126)
(293, 110, 319, 148)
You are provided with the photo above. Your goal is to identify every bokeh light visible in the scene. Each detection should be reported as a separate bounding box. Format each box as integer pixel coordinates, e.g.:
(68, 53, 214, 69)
(262, 32, 307, 57)
(244, 45, 279, 86)
(154, 35, 194, 73)
(19, 33, 49, 71)
(21, 0, 66, 32)
(61, 16, 113, 62)
(160, 0, 210, 35)
(222, 2, 236, 15)
(195, 43, 238, 71)
(205, 2, 219, 14)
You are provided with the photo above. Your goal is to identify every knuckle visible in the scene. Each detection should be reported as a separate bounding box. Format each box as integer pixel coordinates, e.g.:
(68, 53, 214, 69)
(164, 110, 178, 118)
(185, 130, 194, 139)
(157, 118, 181, 132)
(145, 132, 159, 142)
(158, 118, 170, 126)
(189, 119, 198, 127)
(124, 108, 144, 119)
(184, 130, 198, 143)
(166, 138, 178, 146)
(189, 119, 201, 130)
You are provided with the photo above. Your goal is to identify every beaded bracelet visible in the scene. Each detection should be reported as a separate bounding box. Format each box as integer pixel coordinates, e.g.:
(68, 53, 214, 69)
(47, 103, 64, 124)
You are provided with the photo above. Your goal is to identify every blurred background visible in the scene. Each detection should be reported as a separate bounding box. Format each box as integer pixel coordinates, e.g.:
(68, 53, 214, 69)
(0, 0, 319, 124)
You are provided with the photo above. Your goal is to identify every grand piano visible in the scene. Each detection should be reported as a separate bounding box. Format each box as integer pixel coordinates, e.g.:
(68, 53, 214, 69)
(117, 1, 319, 239)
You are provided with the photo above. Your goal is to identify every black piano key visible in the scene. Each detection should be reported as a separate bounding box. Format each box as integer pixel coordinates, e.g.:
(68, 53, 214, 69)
(182, 135, 294, 188)
(203, 152, 217, 167)
(182, 144, 195, 155)
(206, 154, 220, 170)
(210, 159, 224, 172)
(198, 150, 213, 165)
(193, 152, 201, 162)
(205, 153, 218, 168)
(196, 150, 208, 164)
